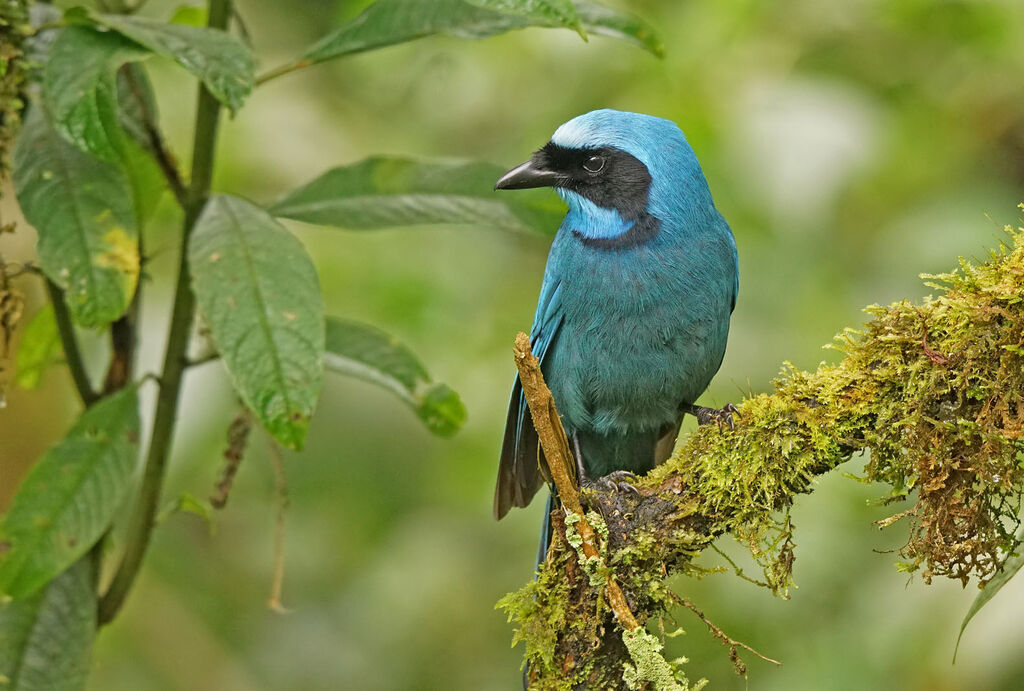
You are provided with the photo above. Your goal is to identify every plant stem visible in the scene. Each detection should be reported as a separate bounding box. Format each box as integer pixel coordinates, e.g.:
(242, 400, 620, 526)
(98, 0, 232, 625)
(44, 278, 98, 406)
(255, 59, 310, 86)
(122, 66, 188, 208)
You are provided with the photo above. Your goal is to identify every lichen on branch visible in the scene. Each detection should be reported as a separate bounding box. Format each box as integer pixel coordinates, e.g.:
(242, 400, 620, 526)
(501, 218, 1024, 689)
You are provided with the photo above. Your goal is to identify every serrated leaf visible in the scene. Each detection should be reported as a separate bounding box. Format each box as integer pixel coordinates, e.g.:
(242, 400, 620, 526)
(954, 534, 1024, 661)
(0, 387, 140, 599)
(270, 157, 564, 234)
(302, 0, 659, 64)
(97, 14, 255, 113)
(0, 558, 96, 691)
(324, 317, 466, 436)
(13, 107, 140, 328)
(188, 195, 324, 450)
(43, 26, 150, 161)
(14, 306, 60, 390)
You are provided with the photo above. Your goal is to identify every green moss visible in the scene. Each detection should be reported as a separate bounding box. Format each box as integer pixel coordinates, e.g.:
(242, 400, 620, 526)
(502, 219, 1024, 687)
(0, 0, 30, 185)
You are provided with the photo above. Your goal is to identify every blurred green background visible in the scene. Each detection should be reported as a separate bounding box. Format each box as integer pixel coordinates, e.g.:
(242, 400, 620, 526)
(4, 0, 1024, 689)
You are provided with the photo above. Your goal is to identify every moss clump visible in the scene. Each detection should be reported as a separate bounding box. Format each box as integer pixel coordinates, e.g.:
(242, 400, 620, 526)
(502, 218, 1024, 688)
(0, 0, 30, 184)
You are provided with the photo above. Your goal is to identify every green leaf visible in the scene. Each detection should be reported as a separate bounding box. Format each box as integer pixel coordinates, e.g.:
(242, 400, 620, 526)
(169, 5, 208, 27)
(0, 387, 140, 599)
(270, 157, 564, 234)
(14, 306, 60, 390)
(13, 107, 140, 328)
(324, 317, 466, 437)
(119, 133, 165, 228)
(43, 26, 150, 162)
(188, 195, 324, 450)
(465, 0, 583, 36)
(0, 558, 96, 691)
(156, 493, 215, 534)
(573, 1, 663, 57)
(41, 27, 164, 225)
(302, 0, 659, 64)
(97, 14, 255, 114)
(954, 534, 1024, 661)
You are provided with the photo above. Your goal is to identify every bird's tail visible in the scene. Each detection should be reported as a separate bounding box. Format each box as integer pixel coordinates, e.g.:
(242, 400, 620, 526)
(536, 490, 556, 571)
(524, 491, 557, 690)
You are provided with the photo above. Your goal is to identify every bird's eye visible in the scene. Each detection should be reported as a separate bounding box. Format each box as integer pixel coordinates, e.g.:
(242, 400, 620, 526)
(582, 155, 606, 174)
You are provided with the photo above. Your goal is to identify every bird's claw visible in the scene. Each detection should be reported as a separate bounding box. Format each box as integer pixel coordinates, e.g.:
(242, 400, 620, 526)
(691, 402, 741, 430)
(595, 470, 641, 496)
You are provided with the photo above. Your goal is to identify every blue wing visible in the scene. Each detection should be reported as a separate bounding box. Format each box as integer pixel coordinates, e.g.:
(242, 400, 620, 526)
(493, 271, 564, 519)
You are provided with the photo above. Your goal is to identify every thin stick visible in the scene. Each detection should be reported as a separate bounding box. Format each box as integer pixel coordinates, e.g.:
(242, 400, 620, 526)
(675, 594, 781, 676)
(255, 59, 311, 86)
(512, 332, 639, 631)
(267, 438, 290, 614)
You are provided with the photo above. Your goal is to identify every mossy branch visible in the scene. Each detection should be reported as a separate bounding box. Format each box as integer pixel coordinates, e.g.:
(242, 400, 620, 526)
(501, 220, 1024, 690)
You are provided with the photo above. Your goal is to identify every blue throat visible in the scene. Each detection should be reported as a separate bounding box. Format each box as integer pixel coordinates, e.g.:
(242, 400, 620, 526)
(560, 190, 661, 249)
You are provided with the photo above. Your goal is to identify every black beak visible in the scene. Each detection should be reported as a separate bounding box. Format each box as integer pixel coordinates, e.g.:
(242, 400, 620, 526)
(494, 157, 562, 191)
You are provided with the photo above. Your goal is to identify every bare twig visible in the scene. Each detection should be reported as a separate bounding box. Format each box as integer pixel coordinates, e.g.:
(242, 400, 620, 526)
(675, 594, 782, 676)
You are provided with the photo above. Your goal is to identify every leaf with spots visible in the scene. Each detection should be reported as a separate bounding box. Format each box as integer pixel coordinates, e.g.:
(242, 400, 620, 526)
(188, 195, 324, 450)
(0, 387, 140, 599)
(0, 557, 96, 691)
(13, 107, 140, 327)
(42, 26, 150, 161)
(325, 317, 466, 436)
(40, 28, 165, 227)
(96, 14, 255, 114)
(270, 157, 564, 234)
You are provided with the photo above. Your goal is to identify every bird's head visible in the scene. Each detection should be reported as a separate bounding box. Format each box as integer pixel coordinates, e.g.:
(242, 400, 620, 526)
(495, 109, 713, 243)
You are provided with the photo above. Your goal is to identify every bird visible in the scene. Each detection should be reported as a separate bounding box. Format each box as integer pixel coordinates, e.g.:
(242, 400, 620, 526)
(492, 110, 739, 564)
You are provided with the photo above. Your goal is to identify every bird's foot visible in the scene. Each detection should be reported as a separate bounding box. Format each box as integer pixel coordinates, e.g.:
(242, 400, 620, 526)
(590, 469, 641, 496)
(687, 403, 741, 430)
